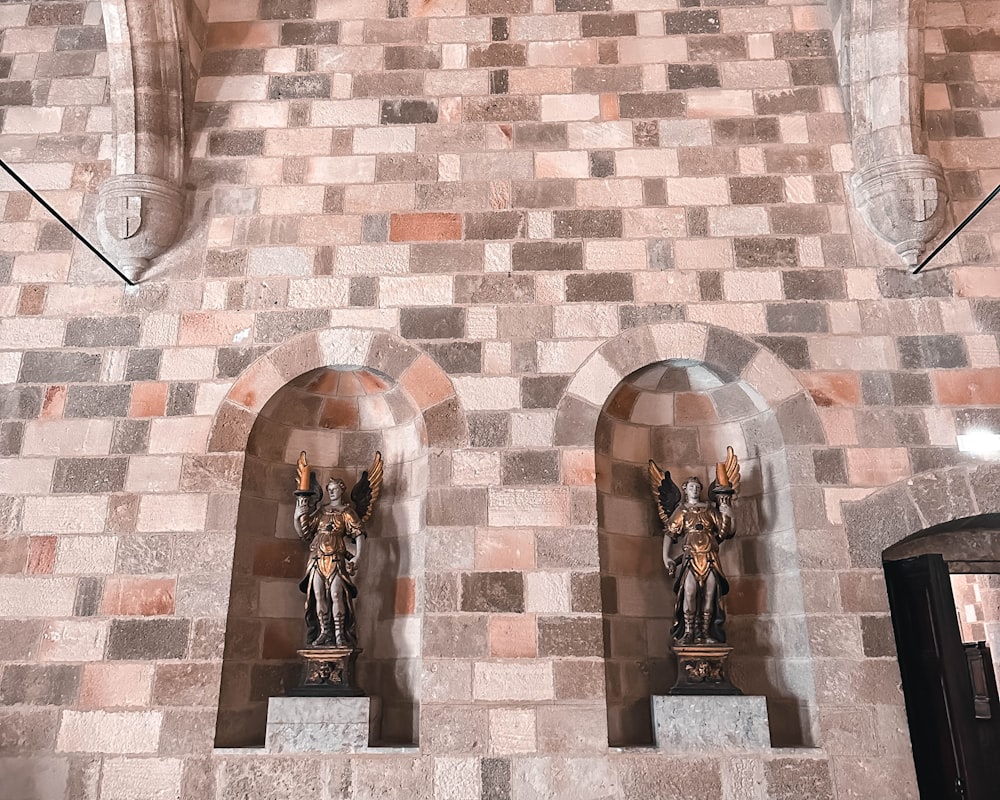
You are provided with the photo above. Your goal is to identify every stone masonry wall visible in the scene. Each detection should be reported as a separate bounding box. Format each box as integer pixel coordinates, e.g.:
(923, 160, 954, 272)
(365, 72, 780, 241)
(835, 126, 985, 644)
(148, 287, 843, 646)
(1, 0, 1000, 798)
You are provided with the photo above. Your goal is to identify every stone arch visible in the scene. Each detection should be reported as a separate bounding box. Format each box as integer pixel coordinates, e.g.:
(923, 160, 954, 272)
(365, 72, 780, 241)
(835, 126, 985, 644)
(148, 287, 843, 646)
(554, 321, 830, 747)
(554, 322, 824, 452)
(841, 463, 1000, 568)
(208, 327, 468, 747)
(208, 326, 469, 457)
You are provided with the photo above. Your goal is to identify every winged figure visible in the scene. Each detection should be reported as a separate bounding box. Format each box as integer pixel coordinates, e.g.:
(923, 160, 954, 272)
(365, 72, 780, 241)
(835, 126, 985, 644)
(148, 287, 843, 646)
(648, 446, 740, 646)
(293, 450, 384, 648)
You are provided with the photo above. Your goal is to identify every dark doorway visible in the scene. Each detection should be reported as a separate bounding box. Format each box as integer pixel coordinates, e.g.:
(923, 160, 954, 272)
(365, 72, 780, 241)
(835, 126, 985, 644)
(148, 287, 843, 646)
(883, 517, 1000, 799)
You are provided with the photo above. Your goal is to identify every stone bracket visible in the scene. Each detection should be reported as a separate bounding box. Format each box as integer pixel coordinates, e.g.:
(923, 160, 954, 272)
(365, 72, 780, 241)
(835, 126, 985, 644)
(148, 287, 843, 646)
(852, 154, 949, 266)
(97, 0, 187, 281)
(833, 0, 950, 265)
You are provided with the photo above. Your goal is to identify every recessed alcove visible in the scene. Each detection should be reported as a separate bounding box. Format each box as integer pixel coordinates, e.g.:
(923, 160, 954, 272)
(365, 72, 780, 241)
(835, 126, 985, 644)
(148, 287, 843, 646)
(214, 366, 427, 748)
(596, 359, 817, 748)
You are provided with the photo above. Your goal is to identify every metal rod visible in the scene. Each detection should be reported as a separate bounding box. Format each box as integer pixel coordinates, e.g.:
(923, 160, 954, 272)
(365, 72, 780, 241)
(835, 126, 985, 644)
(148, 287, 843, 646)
(0, 157, 135, 286)
(913, 183, 1000, 275)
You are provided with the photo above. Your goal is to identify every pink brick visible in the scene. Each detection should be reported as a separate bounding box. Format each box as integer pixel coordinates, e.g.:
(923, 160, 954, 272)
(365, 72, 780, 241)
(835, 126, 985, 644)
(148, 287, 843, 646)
(528, 41, 598, 67)
(615, 149, 679, 177)
(258, 185, 326, 215)
(685, 90, 755, 117)
(490, 614, 537, 658)
(846, 448, 911, 486)
(476, 529, 535, 570)
(79, 664, 154, 709)
(576, 179, 644, 208)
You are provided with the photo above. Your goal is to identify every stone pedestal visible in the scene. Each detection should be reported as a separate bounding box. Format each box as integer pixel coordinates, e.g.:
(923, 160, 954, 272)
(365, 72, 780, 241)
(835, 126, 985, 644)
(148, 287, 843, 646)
(670, 644, 741, 695)
(652, 695, 770, 752)
(265, 696, 381, 753)
(290, 647, 363, 696)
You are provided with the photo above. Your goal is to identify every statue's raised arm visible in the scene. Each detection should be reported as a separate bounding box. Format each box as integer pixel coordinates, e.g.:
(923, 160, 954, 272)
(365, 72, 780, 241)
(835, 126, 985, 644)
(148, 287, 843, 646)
(293, 450, 321, 543)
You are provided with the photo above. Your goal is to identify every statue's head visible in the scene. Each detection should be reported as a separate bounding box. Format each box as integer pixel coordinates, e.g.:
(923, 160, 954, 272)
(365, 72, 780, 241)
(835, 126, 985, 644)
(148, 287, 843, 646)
(326, 477, 346, 502)
(682, 476, 702, 503)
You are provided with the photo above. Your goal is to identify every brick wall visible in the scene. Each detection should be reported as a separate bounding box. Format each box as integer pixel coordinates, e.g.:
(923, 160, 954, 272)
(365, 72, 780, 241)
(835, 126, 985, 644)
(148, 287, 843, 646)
(2, 0, 1000, 797)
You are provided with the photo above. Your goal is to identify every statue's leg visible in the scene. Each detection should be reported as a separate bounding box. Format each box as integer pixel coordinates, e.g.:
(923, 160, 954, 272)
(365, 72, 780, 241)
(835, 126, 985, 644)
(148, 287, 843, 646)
(701, 573, 718, 644)
(329, 575, 348, 647)
(681, 571, 697, 644)
(311, 569, 332, 646)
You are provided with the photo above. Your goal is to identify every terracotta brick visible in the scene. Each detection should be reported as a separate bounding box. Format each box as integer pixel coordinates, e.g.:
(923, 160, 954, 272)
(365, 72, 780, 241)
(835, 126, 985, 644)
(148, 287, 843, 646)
(799, 372, 862, 407)
(389, 213, 462, 242)
(933, 368, 1000, 405)
(101, 578, 175, 616)
(26, 537, 57, 575)
(489, 613, 537, 657)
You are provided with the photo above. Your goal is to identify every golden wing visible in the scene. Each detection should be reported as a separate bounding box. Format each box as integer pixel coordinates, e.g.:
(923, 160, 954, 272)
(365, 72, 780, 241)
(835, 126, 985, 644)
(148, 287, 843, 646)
(648, 460, 681, 525)
(723, 446, 740, 494)
(351, 451, 384, 522)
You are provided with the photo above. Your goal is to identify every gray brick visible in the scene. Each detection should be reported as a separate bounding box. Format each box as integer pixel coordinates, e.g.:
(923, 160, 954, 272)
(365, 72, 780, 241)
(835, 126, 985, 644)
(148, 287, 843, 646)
(0, 665, 80, 706)
(216, 346, 266, 379)
(619, 304, 684, 329)
(481, 758, 512, 800)
(647, 239, 673, 270)
(765, 302, 829, 333)
(57, 324, 136, 359)
(107, 619, 190, 660)
(897, 335, 968, 369)
(73, 577, 103, 617)
(565, 273, 633, 302)
(537, 616, 603, 656)
(878, 267, 951, 298)
(461, 571, 524, 612)
(780, 270, 845, 300)
(469, 412, 510, 447)
(425, 342, 482, 373)
(166, 383, 197, 416)
(521, 375, 569, 409)
(110, 419, 150, 454)
(502, 450, 560, 484)
(813, 449, 847, 484)
(64, 385, 131, 418)
(400, 307, 465, 339)
(706, 326, 758, 377)
(0, 386, 43, 419)
(19, 352, 101, 383)
(52, 457, 128, 494)
(268, 74, 330, 99)
(124, 349, 161, 381)
(0, 422, 25, 457)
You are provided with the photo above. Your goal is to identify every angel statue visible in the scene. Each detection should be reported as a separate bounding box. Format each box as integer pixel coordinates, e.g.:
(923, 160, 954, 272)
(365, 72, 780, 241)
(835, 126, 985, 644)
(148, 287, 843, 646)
(293, 450, 383, 649)
(648, 447, 741, 647)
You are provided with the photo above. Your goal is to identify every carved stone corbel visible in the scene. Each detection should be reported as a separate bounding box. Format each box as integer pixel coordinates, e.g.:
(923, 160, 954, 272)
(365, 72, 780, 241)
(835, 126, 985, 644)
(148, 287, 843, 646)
(97, 0, 186, 280)
(835, 0, 950, 265)
(852, 154, 948, 266)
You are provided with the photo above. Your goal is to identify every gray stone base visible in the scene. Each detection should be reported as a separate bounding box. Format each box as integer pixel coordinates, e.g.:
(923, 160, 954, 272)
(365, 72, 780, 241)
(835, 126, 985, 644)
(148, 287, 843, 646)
(652, 694, 770, 752)
(265, 696, 381, 753)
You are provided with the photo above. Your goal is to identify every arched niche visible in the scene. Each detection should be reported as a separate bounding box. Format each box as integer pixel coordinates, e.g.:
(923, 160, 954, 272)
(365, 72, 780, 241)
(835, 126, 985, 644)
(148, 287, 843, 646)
(596, 358, 817, 747)
(214, 365, 427, 748)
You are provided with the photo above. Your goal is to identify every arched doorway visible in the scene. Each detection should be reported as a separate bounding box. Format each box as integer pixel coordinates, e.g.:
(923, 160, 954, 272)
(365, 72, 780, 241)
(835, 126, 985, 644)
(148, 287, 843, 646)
(882, 514, 1000, 799)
